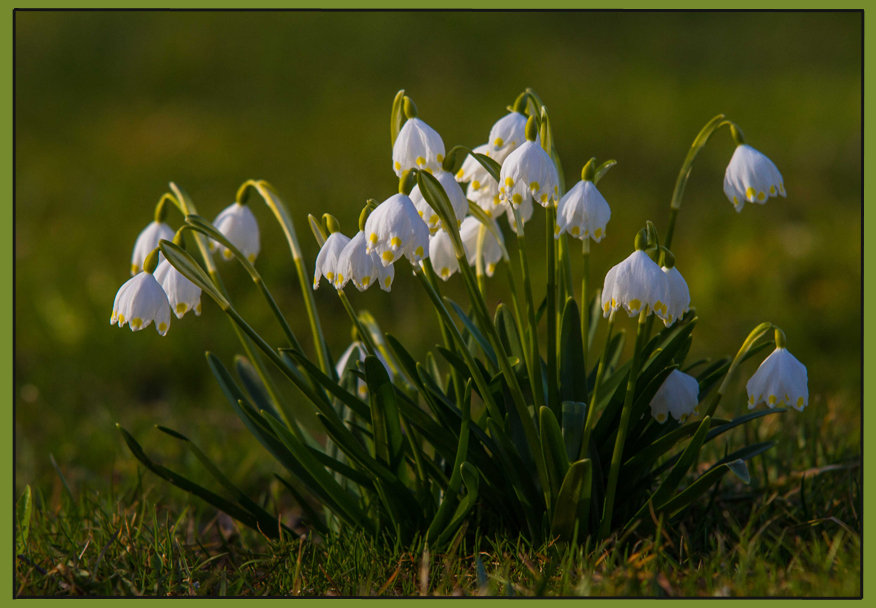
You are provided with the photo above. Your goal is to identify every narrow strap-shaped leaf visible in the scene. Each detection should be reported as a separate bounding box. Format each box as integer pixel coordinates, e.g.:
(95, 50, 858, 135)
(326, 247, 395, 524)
(446, 297, 498, 369)
(495, 304, 525, 363)
(708, 441, 774, 473)
(390, 89, 405, 146)
(587, 291, 602, 350)
(559, 299, 587, 403)
(549, 459, 592, 542)
(656, 465, 731, 519)
(274, 475, 328, 537)
(539, 406, 570, 504)
(487, 418, 543, 536)
(434, 462, 480, 547)
(561, 401, 587, 464)
(622, 416, 729, 474)
(365, 355, 406, 478)
(282, 348, 371, 422)
(159, 240, 228, 309)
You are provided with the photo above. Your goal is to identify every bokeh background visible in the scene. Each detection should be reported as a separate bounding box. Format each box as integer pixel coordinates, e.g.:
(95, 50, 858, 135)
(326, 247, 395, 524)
(15, 11, 861, 499)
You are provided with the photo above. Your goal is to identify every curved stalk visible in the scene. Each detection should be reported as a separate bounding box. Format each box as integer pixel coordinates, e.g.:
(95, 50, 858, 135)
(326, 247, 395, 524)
(545, 204, 559, 416)
(511, 205, 545, 410)
(336, 288, 377, 357)
(578, 310, 615, 461)
(703, 321, 775, 418)
(421, 258, 465, 407)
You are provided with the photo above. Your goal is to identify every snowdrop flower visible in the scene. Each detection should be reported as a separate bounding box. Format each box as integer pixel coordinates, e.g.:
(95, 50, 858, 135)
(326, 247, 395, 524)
(335, 342, 394, 400)
(335, 231, 395, 292)
(313, 231, 351, 289)
(723, 144, 785, 212)
(154, 259, 201, 318)
(392, 98, 445, 177)
(110, 250, 171, 335)
(211, 202, 260, 262)
(555, 179, 611, 242)
(650, 370, 700, 423)
(455, 144, 494, 186)
(746, 335, 808, 411)
(602, 248, 669, 320)
(488, 111, 536, 163)
(410, 170, 468, 234)
(460, 216, 504, 277)
(428, 229, 460, 281)
(364, 193, 430, 266)
(468, 178, 506, 219)
(499, 118, 559, 209)
(130, 221, 174, 275)
(660, 263, 691, 327)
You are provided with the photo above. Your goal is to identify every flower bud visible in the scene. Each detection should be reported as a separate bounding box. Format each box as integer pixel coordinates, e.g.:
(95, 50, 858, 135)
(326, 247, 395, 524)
(661, 247, 675, 269)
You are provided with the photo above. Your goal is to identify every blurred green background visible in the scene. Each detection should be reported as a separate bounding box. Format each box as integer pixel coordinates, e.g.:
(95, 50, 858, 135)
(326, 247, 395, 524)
(15, 11, 861, 499)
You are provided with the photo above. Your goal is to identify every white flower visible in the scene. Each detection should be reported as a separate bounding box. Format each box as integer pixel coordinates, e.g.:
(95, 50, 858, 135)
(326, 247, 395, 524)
(154, 260, 202, 318)
(460, 216, 504, 277)
(335, 341, 394, 400)
(211, 202, 260, 262)
(650, 370, 700, 423)
(313, 231, 351, 289)
(364, 193, 430, 267)
(506, 192, 534, 234)
(602, 250, 670, 320)
(130, 221, 174, 275)
(335, 231, 395, 292)
(110, 271, 171, 335)
(661, 265, 691, 327)
(499, 140, 559, 209)
(455, 144, 494, 186)
(746, 346, 809, 411)
(392, 118, 445, 177)
(723, 144, 786, 212)
(468, 178, 506, 219)
(428, 229, 460, 281)
(410, 170, 468, 234)
(488, 111, 531, 163)
(555, 180, 611, 242)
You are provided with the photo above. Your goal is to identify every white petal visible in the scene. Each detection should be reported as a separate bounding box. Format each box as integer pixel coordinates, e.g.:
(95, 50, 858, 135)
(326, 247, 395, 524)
(213, 203, 260, 262)
(131, 222, 174, 275)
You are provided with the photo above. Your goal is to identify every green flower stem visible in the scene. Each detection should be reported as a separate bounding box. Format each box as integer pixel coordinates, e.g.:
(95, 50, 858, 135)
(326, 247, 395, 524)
(421, 258, 465, 406)
(336, 288, 377, 356)
(511, 206, 545, 410)
(558, 233, 573, 314)
(475, 224, 488, 298)
(545, 204, 559, 417)
(599, 309, 649, 539)
(578, 310, 615, 461)
(664, 207, 680, 250)
(581, 238, 591, 395)
(703, 321, 774, 418)
(503, 260, 526, 345)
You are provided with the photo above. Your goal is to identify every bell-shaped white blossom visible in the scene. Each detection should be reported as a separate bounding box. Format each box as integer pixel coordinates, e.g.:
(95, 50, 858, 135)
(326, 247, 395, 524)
(211, 202, 260, 262)
(313, 231, 351, 289)
(506, 192, 534, 234)
(661, 265, 691, 327)
(428, 229, 460, 281)
(746, 346, 808, 411)
(499, 141, 559, 209)
(468, 178, 506, 219)
(110, 271, 171, 335)
(335, 231, 395, 292)
(335, 341, 394, 400)
(723, 144, 786, 212)
(364, 193, 430, 267)
(460, 216, 504, 277)
(154, 260, 202, 318)
(392, 118, 445, 177)
(602, 250, 670, 320)
(650, 370, 700, 423)
(555, 180, 611, 242)
(455, 144, 493, 185)
(131, 221, 174, 275)
(410, 170, 468, 234)
(488, 111, 532, 163)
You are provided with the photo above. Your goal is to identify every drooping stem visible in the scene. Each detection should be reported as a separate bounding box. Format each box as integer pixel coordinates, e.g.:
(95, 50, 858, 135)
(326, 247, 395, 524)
(421, 257, 465, 406)
(545, 203, 559, 416)
(512, 205, 545, 410)
(578, 310, 614, 462)
(599, 309, 649, 539)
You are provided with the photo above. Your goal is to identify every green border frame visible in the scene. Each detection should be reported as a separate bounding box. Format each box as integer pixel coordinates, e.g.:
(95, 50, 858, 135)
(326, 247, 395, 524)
(5, 3, 866, 604)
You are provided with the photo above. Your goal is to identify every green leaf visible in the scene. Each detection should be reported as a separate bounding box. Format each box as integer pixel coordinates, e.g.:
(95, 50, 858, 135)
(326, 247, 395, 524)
(469, 152, 502, 184)
(467, 201, 508, 261)
(446, 297, 498, 368)
(235, 355, 282, 424)
(435, 462, 481, 547)
(159, 240, 228, 309)
(417, 171, 459, 239)
(365, 355, 405, 477)
(390, 90, 405, 146)
(559, 299, 587, 403)
(587, 290, 602, 350)
(726, 458, 751, 484)
(495, 304, 525, 364)
(622, 416, 730, 475)
(15, 485, 32, 556)
(594, 160, 617, 184)
(539, 406, 570, 502)
(549, 459, 592, 543)
(561, 401, 587, 464)
(280, 348, 370, 422)
(657, 465, 731, 518)
(487, 418, 543, 536)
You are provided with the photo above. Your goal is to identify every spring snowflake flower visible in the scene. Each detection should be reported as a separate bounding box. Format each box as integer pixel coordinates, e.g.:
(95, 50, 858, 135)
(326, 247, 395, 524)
(650, 370, 700, 423)
(488, 111, 534, 163)
(335, 231, 395, 292)
(746, 346, 809, 411)
(455, 144, 493, 185)
(507, 192, 534, 234)
(468, 178, 506, 219)
(460, 216, 504, 277)
(154, 260, 202, 318)
(661, 265, 691, 327)
(313, 231, 351, 289)
(130, 221, 174, 275)
(723, 144, 786, 212)
(499, 141, 559, 209)
(110, 271, 171, 336)
(335, 342, 394, 400)
(392, 118, 445, 177)
(555, 179, 611, 242)
(602, 250, 669, 320)
(211, 202, 260, 263)
(364, 193, 431, 266)
(410, 170, 468, 234)
(428, 229, 460, 281)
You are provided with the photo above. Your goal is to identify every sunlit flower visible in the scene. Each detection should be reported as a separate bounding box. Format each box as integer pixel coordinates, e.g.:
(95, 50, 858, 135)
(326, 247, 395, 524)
(661, 265, 691, 327)
(154, 260, 202, 318)
(650, 370, 700, 423)
(488, 111, 533, 163)
(335, 341, 394, 400)
(507, 192, 534, 234)
(602, 250, 669, 319)
(460, 216, 504, 277)
(211, 202, 260, 262)
(313, 231, 351, 289)
(335, 231, 395, 292)
(746, 346, 808, 411)
(364, 193, 430, 266)
(468, 178, 506, 219)
(410, 170, 468, 234)
(110, 271, 171, 335)
(130, 221, 174, 275)
(555, 179, 611, 242)
(723, 144, 785, 212)
(455, 144, 494, 185)
(428, 229, 460, 281)
(392, 118, 445, 177)
(499, 140, 559, 209)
